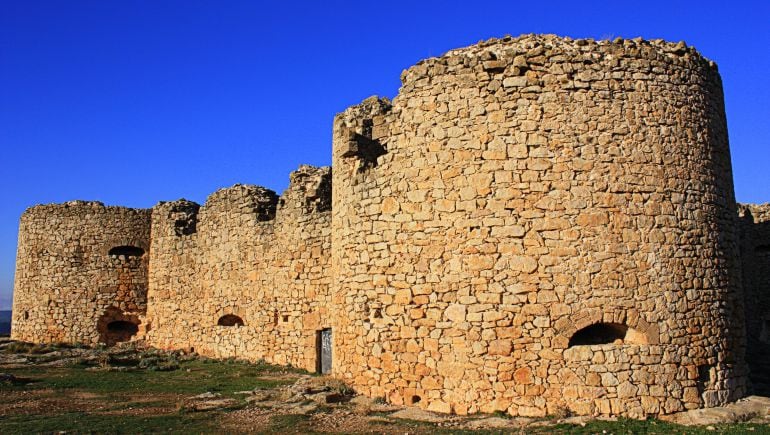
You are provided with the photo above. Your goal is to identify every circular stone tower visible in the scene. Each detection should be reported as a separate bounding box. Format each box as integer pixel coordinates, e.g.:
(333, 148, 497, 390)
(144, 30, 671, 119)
(331, 35, 747, 418)
(12, 201, 151, 345)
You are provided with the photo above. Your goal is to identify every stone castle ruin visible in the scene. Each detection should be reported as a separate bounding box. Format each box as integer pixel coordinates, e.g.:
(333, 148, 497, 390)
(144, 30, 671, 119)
(11, 34, 770, 418)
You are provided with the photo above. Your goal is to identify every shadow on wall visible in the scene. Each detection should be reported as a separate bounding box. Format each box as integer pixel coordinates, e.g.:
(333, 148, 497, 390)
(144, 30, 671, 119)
(740, 210, 770, 396)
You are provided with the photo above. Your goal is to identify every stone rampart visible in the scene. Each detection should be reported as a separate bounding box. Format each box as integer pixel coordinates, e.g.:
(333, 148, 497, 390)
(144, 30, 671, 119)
(11, 34, 757, 418)
(144, 165, 332, 371)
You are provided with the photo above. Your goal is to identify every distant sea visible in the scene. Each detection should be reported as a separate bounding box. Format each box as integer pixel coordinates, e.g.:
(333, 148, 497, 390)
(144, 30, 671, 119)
(0, 310, 11, 335)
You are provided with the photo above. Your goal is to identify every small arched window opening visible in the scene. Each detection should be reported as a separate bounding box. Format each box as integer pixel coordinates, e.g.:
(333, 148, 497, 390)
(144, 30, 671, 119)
(568, 322, 647, 347)
(108, 246, 145, 258)
(217, 314, 244, 327)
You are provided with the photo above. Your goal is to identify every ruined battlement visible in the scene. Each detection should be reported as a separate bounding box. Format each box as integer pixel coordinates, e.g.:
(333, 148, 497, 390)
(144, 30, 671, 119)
(400, 34, 717, 88)
(203, 184, 279, 221)
(11, 34, 768, 419)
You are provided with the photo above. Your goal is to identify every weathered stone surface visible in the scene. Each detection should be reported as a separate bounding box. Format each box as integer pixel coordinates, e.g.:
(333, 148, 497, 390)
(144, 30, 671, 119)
(663, 395, 770, 425)
(330, 34, 748, 419)
(11, 34, 756, 420)
(11, 202, 150, 346)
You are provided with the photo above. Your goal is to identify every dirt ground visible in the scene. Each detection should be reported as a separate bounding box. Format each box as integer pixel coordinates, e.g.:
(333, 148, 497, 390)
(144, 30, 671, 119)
(2, 337, 769, 434)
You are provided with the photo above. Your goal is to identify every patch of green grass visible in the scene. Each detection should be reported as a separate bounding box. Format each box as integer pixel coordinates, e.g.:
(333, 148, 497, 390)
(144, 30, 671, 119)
(374, 418, 770, 435)
(0, 411, 217, 434)
(492, 409, 513, 419)
(531, 418, 770, 434)
(0, 357, 304, 434)
(2, 359, 294, 397)
(268, 413, 315, 432)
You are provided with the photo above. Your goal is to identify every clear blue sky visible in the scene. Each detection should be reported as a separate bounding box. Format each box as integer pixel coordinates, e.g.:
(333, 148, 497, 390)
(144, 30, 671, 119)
(1, 1, 769, 310)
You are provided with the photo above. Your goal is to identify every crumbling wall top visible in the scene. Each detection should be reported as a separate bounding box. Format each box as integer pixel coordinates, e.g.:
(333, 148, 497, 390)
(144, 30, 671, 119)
(203, 184, 279, 221)
(739, 203, 770, 223)
(399, 33, 718, 88)
(21, 201, 150, 219)
(335, 96, 392, 127)
(281, 165, 331, 213)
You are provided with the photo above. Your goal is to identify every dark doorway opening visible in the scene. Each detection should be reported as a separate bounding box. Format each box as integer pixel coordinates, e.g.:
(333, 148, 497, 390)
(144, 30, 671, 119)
(217, 314, 244, 327)
(105, 321, 138, 344)
(97, 307, 141, 346)
(697, 365, 712, 397)
(316, 328, 332, 374)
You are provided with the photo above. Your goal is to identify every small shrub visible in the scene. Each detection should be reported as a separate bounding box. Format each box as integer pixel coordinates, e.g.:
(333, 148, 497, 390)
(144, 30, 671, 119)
(138, 355, 179, 371)
(494, 409, 513, 419)
(138, 356, 161, 369)
(325, 379, 355, 396)
(0, 373, 33, 386)
(2, 342, 62, 355)
(67, 357, 92, 367)
(51, 342, 76, 349)
(4, 342, 35, 353)
(152, 360, 180, 372)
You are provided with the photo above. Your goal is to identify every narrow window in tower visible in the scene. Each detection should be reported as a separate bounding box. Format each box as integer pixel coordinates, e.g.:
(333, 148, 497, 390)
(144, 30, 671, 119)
(217, 315, 244, 327)
(568, 323, 647, 347)
(108, 246, 144, 259)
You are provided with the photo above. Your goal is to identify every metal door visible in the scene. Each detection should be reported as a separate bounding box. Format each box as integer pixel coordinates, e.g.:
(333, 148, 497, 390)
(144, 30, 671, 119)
(318, 328, 332, 374)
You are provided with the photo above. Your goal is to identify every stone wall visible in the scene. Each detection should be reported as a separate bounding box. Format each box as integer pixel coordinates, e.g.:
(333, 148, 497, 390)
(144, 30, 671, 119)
(143, 165, 332, 371)
(11, 201, 151, 345)
(330, 34, 747, 418)
(11, 34, 755, 419)
(738, 203, 770, 395)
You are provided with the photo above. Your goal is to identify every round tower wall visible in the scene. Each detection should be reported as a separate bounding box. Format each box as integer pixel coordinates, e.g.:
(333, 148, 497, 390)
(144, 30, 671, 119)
(330, 35, 746, 417)
(11, 202, 151, 345)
